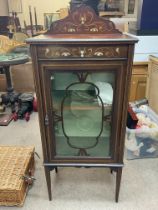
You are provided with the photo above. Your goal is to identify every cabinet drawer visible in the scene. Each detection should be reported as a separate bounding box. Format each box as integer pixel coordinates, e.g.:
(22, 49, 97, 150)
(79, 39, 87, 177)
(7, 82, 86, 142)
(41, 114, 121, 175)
(37, 45, 128, 59)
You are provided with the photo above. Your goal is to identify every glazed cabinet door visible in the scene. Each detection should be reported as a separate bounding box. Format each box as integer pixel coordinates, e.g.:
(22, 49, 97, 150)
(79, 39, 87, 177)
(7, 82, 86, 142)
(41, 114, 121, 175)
(41, 61, 127, 163)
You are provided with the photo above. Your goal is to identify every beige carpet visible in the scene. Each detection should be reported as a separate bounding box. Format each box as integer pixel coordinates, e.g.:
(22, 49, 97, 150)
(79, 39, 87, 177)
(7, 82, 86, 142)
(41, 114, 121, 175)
(0, 113, 158, 210)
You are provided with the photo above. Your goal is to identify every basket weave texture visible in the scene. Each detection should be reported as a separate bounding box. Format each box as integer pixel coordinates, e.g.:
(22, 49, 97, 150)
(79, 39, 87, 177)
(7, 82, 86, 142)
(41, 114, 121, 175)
(0, 146, 35, 206)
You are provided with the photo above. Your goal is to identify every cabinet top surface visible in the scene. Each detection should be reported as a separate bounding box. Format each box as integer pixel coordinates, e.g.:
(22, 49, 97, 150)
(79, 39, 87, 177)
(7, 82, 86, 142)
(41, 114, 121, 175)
(27, 33, 138, 44)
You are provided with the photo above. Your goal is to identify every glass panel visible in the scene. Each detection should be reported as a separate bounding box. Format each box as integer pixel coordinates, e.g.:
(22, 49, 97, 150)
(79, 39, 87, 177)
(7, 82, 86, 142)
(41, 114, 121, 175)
(128, 0, 135, 14)
(51, 72, 115, 157)
(98, 0, 125, 12)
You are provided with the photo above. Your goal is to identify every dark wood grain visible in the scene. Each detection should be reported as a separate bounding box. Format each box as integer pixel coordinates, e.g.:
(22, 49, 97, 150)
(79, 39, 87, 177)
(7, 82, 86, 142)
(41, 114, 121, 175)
(46, 6, 121, 35)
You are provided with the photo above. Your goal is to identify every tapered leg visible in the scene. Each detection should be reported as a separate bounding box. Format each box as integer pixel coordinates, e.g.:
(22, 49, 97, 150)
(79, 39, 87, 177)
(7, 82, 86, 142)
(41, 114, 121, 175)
(115, 168, 122, 202)
(44, 166, 52, 200)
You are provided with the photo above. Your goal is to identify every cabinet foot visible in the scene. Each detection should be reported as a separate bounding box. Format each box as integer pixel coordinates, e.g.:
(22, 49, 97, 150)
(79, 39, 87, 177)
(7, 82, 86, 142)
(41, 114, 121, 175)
(115, 168, 122, 202)
(44, 166, 52, 201)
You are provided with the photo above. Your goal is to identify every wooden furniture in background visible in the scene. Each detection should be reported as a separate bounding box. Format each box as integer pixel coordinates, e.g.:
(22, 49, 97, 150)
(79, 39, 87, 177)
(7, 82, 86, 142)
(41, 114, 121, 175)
(129, 61, 148, 101)
(0, 62, 34, 93)
(27, 6, 137, 202)
(28, 5, 34, 36)
(146, 56, 158, 114)
(10, 12, 21, 32)
(0, 73, 7, 92)
(99, 11, 124, 18)
(0, 52, 29, 111)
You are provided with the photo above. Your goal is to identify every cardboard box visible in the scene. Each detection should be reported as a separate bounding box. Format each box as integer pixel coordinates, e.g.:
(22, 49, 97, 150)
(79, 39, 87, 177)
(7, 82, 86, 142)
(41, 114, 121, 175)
(11, 62, 35, 93)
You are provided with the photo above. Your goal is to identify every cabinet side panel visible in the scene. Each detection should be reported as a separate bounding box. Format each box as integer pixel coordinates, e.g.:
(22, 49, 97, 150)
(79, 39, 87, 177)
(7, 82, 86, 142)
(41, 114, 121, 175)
(118, 44, 135, 163)
(30, 45, 49, 162)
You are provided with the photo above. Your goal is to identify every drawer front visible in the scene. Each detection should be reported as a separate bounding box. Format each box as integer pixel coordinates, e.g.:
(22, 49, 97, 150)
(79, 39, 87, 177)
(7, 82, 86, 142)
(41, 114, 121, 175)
(37, 45, 128, 59)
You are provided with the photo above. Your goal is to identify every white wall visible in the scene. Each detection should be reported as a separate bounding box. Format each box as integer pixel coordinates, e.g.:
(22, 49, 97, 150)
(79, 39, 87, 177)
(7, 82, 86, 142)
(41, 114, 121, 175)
(133, 36, 158, 62)
(18, 0, 70, 27)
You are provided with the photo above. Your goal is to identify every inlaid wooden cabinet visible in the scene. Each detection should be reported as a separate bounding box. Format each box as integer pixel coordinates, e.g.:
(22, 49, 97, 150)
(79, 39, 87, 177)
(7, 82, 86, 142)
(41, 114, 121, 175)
(27, 6, 137, 202)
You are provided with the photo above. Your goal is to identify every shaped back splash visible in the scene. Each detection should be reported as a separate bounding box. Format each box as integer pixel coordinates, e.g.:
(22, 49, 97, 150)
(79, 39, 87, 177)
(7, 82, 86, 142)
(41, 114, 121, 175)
(46, 5, 121, 35)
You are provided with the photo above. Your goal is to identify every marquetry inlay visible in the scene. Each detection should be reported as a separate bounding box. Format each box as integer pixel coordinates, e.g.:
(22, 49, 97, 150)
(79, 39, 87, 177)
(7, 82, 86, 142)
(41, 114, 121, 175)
(38, 46, 127, 59)
(46, 6, 121, 35)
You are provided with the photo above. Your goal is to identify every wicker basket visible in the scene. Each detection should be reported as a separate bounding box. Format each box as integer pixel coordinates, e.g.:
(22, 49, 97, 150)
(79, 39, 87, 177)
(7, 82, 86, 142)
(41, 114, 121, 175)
(0, 146, 35, 206)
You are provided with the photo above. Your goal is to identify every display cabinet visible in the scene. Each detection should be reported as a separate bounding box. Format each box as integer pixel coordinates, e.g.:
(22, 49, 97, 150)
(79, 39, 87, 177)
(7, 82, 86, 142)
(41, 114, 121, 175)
(27, 6, 137, 202)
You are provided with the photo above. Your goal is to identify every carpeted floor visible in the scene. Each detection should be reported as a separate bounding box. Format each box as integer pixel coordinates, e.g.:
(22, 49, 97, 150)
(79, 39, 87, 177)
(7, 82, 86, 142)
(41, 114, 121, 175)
(0, 113, 158, 210)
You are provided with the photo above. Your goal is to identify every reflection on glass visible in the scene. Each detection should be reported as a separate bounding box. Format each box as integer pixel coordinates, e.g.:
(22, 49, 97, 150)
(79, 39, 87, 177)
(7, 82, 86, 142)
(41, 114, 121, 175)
(128, 0, 135, 14)
(51, 72, 115, 157)
(44, 13, 60, 30)
(98, 0, 124, 12)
